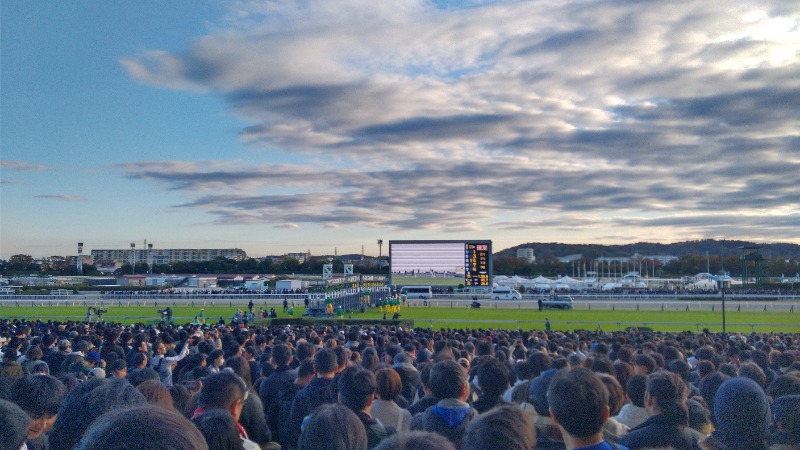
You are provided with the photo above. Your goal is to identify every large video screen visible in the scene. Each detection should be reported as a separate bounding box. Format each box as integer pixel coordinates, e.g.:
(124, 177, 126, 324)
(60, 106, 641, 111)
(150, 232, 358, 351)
(389, 240, 492, 288)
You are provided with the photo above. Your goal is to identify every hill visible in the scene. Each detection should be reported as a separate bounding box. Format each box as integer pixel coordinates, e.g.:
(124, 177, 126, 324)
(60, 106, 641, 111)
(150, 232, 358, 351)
(496, 239, 800, 259)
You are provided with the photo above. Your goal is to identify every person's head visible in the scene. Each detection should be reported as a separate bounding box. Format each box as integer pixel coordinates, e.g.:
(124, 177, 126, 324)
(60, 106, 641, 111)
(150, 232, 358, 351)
(477, 357, 510, 397)
(645, 370, 690, 425)
(700, 371, 730, 420)
(10, 374, 67, 440)
(772, 395, 800, 443)
(338, 366, 376, 413)
(625, 373, 648, 408)
(198, 372, 248, 421)
(136, 379, 175, 410)
(74, 404, 209, 450)
(109, 358, 127, 379)
(297, 403, 367, 450)
(49, 378, 147, 450)
(462, 404, 536, 450)
(223, 356, 253, 389)
(738, 361, 767, 388)
(696, 360, 715, 379)
(375, 367, 403, 401)
(528, 351, 552, 378)
(127, 367, 160, 387)
(271, 343, 292, 367)
(768, 373, 800, 399)
(712, 376, 771, 449)
(597, 372, 625, 416)
(208, 349, 225, 368)
(0, 399, 31, 450)
(547, 367, 609, 439)
(192, 409, 244, 450)
(634, 354, 656, 375)
(132, 352, 148, 369)
(314, 348, 338, 376)
(429, 360, 469, 401)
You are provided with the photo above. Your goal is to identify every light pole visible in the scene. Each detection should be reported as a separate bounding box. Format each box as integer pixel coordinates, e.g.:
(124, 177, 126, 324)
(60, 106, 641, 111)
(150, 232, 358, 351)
(718, 277, 727, 333)
(130, 243, 136, 275)
(377, 239, 383, 269)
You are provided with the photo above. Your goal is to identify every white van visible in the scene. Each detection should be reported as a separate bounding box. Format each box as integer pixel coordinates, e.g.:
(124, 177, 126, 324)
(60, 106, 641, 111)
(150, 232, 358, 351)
(491, 287, 522, 300)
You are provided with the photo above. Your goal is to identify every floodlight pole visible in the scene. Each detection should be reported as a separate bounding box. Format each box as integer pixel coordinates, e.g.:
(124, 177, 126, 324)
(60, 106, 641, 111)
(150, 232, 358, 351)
(722, 284, 726, 333)
(718, 278, 726, 333)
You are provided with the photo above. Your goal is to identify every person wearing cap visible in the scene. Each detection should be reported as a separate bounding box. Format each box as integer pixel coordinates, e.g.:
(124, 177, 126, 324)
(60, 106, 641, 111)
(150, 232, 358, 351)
(701, 376, 771, 450)
(67, 350, 102, 376)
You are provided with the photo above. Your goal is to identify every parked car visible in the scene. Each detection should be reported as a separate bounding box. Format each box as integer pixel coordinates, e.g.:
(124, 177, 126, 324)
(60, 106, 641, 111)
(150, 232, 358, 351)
(541, 295, 573, 309)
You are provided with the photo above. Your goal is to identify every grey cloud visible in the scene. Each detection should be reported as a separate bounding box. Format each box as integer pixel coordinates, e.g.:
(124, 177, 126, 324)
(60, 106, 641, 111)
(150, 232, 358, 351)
(33, 195, 85, 202)
(352, 114, 515, 144)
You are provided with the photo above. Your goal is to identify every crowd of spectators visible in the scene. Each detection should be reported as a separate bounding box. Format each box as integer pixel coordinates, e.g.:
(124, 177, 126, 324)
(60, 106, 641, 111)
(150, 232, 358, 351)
(1, 317, 799, 450)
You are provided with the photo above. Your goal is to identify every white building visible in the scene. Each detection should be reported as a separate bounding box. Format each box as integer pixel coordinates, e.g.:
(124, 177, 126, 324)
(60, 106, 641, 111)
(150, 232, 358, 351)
(91, 248, 247, 265)
(516, 248, 536, 263)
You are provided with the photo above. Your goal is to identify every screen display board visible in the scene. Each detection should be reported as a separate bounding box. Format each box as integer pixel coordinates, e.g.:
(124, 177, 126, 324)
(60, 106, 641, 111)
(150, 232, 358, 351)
(389, 240, 492, 288)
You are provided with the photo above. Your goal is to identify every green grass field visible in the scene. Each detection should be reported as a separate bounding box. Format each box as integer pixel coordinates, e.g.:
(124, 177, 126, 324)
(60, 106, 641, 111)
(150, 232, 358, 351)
(1, 303, 797, 333)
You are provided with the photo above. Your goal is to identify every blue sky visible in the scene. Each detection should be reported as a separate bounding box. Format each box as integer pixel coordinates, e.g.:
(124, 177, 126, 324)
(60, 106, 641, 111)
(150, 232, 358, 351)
(2, 0, 799, 260)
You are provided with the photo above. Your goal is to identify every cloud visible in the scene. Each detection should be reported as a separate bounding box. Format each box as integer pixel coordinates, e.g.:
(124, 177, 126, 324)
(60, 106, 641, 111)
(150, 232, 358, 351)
(33, 195, 86, 202)
(1, 160, 49, 171)
(117, 0, 800, 244)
